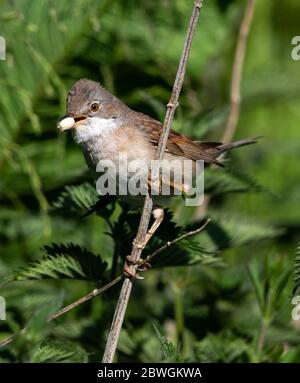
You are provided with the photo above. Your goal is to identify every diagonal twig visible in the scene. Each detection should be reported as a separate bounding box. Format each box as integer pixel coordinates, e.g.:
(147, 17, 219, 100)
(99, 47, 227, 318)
(139, 218, 211, 269)
(48, 276, 122, 321)
(102, 0, 206, 363)
(0, 276, 123, 348)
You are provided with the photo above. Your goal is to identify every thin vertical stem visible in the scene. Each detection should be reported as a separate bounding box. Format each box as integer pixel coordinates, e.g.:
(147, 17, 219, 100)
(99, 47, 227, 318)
(222, 0, 256, 143)
(102, 0, 205, 363)
(195, 0, 256, 220)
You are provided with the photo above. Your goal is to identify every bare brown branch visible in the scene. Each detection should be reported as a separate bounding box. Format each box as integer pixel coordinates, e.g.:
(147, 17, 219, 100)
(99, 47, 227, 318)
(222, 0, 256, 143)
(48, 276, 123, 321)
(102, 1, 206, 363)
(195, 0, 256, 220)
(0, 276, 123, 348)
(139, 218, 211, 269)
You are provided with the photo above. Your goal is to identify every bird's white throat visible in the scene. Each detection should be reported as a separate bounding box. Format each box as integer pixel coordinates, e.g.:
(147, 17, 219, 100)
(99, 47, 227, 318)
(74, 117, 119, 144)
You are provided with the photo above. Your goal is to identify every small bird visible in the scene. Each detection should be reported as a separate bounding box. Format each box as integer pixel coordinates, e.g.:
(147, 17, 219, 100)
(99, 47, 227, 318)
(58, 79, 255, 254)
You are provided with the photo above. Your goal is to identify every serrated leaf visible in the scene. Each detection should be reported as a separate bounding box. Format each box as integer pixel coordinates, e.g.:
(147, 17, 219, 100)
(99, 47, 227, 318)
(194, 213, 283, 252)
(10, 292, 65, 356)
(51, 182, 98, 215)
(195, 331, 255, 362)
(5, 243, 107, 284)
(204, 166, 265, 196)
(32, 340, 88, 363)
(141, 211, 281, 269)
(0, 0, 100, 143)
(150, 236, 220, 268)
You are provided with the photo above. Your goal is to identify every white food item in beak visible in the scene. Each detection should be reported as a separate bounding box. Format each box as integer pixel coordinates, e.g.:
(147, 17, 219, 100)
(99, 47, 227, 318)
(57, 117, 75, 132)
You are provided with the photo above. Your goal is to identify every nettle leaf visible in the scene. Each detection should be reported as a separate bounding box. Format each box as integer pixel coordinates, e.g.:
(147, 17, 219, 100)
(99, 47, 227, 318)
(32, 340, 88, 363)
(7, 243, 107, 284)
(51, 182, 98, 215)
(0, 0, 99, 143)
(0, 284, 64, 316)
(147, 212, 281, 268)
(10, 292, 65, 357)
(204, 166, 265, 196)
(51, 182, 117, 218)
(150, 236, 220, 268)
(188, 213, 283, 253)
(195, 331, 255, 362)
(52, 318, 94, 340)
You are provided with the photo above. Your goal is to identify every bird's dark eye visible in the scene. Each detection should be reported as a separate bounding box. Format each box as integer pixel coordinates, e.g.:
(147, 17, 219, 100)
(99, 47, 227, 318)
(90, 102, 100, 112)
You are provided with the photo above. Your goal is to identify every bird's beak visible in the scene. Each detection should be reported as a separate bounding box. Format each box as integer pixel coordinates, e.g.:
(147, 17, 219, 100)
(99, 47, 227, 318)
(57, 114, 87, 132)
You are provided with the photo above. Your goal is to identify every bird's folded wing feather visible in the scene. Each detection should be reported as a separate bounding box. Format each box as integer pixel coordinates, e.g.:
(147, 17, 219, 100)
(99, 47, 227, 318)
(135, 112, 223, 166)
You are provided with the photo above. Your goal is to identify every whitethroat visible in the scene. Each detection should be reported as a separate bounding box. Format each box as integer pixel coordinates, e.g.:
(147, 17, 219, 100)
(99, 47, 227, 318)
(57, 78, 256, 267)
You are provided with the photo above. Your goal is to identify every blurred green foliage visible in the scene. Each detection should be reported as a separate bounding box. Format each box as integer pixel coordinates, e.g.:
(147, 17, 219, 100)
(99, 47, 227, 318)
(0, 0, 300, 362)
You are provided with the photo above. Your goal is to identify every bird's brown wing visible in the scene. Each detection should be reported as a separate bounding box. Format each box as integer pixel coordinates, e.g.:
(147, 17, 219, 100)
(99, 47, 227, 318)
(135, 112, 223, 166)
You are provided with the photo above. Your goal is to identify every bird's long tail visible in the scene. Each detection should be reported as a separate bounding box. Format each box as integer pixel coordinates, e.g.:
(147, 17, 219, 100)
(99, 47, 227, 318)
(216, 138, 257, 154)
(200, 137, 259, 166)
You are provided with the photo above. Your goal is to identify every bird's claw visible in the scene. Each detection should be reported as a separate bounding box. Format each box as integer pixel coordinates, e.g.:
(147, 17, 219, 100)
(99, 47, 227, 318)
(137, 261, 151, 272)
(123, 255, 151, 279)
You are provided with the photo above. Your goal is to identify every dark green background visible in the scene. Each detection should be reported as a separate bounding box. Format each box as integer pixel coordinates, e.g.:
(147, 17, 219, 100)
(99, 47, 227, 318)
(0, 0, 300, 362)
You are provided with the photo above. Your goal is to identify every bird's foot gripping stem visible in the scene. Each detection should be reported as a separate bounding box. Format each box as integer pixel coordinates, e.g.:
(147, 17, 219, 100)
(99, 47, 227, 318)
(122, 256, 151, 280)
(122, 207, 164, 279)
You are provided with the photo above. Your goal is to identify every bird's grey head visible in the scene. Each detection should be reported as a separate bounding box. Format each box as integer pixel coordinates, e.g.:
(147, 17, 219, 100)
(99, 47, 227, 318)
(67, 79, 128, 120)
(58, 79, 130, 143)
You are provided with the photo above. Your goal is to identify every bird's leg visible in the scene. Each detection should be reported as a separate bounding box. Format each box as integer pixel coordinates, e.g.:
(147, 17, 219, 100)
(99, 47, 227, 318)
(123, 207, 164, 279)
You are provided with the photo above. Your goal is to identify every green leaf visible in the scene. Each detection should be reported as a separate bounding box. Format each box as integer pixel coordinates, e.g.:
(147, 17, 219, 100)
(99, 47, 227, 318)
(150, 236, 220, 268)
(204, 166, 265, 196)
(195, 331, 256, 362)
(10, 292, 65, 360)
(195, 213, 283, 252)
(4, 243, 107, 284)
(246, 262, 265, 313)
(51, 182, 98, 215)
(153, 323, 182, 362)
(32, 340, 88, 363)
(0, 0, 100, 142)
